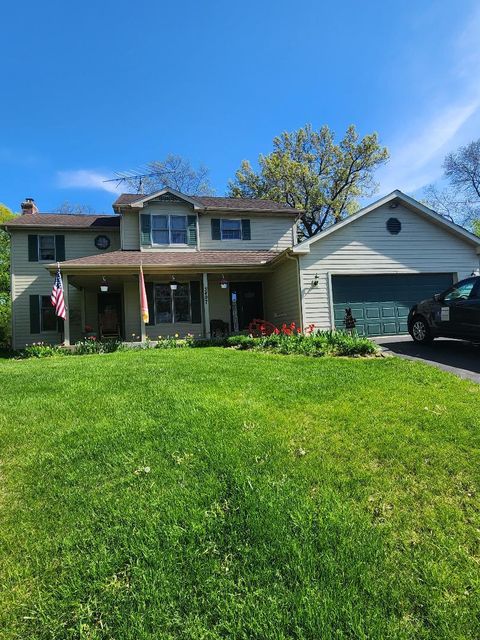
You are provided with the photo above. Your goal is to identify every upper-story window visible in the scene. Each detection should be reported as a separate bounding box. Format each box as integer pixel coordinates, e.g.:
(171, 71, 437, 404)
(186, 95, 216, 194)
(221, 219, 242, 240)
(38, 235, 56, 261)
(152, 215, 187, 245)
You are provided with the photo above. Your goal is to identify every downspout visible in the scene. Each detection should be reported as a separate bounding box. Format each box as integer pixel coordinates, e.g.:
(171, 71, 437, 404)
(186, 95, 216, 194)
(285, 250, 303, 330)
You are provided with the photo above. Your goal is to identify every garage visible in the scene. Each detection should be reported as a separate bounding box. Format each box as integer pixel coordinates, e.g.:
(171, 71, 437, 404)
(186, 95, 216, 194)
(332, 273, 455, 336)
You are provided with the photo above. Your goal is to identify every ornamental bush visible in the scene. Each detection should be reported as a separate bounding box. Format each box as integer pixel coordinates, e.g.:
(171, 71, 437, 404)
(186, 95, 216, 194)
(74, 337, 125, 355)
(21, 342, 64, 358)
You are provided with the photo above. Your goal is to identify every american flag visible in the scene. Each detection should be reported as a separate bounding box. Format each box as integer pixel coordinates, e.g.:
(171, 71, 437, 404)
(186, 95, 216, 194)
(51, 267, 66, 319)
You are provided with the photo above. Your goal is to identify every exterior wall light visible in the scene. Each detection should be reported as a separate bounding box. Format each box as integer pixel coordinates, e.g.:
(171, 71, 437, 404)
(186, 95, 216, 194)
(311, 274, 319, 287)
(100, 276, 109, 293)
(220, 275, 228, 289)
(169, 275, 178, 291)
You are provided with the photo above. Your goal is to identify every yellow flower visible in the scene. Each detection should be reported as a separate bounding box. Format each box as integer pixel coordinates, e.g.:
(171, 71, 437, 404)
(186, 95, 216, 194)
(175, 333, 179, 338)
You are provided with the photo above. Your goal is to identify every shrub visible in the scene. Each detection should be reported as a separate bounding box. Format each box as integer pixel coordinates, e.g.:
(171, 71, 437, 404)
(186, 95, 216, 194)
(74, 337, 124, 355)
(225, 335, 258, 350)
(188, 329, 377, 358)
(21, 342, 64, 358)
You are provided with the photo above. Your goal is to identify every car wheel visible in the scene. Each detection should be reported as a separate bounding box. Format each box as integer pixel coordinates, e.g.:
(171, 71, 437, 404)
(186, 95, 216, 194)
(410, 316, 433, 344)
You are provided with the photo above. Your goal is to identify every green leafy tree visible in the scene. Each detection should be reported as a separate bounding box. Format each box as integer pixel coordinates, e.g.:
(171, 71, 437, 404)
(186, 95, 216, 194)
(0, 204, 15, 344)
(228, 124, 389, 238)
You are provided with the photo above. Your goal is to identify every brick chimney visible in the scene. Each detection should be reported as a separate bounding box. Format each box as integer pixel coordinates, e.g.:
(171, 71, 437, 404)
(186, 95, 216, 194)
(21, 197, 39, 215)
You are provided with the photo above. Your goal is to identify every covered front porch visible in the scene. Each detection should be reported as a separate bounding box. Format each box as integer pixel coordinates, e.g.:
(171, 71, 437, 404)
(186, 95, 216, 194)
(55, 258, 301, 346)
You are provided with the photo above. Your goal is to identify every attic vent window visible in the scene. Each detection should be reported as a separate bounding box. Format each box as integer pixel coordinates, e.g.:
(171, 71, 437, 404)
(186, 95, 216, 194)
(154, 194, 184, 203)
(386, 217, 401, 235)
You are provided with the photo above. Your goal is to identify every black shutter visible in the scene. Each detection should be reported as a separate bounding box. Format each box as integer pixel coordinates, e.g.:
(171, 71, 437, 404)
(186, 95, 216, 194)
(28, 235, 38, 262)
(140, 214, 151, 245)
(55, 235, 65, 261)
(241, 219, 251, 241)
(145, 281, 155, 326)
(211, 218, 221, 240)
(29, 295, 40, 333)
(190, 281, 201, 323)
(187, 215, 197, 246)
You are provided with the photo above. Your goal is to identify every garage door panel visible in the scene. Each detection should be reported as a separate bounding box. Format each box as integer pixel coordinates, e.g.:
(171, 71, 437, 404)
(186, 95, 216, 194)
(332, 273, 454, 336)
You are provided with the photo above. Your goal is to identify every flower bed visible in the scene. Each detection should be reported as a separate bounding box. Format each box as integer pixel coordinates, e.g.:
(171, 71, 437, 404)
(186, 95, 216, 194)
(16, 324, 377, 359)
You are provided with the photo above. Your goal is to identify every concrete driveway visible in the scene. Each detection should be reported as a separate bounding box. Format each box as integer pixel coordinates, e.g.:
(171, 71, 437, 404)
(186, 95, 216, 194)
(374, 335, 480, 383)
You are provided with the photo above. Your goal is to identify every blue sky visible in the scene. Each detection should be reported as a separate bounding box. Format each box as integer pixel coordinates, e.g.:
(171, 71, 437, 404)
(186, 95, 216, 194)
(1, 0, 480, 213)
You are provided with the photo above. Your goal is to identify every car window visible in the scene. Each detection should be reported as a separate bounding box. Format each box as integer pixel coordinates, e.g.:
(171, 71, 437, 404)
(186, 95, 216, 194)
(443, 279, 477, 301)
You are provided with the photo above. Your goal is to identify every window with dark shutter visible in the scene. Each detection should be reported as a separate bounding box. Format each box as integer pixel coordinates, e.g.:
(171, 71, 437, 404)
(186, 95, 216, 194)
(211, 218, 221, 240)
(28, 235, 39, 262)
(29, 295, 40, 333)
(241, 219, 251, 241)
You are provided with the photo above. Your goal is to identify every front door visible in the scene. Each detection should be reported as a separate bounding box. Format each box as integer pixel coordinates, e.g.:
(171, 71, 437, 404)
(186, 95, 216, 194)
(97, 292, 123, 338)
(230, 282, 264, 331)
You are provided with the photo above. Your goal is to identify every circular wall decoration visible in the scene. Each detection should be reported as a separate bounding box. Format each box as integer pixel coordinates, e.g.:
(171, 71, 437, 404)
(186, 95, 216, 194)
(386, 217, 401, 235)
(95, 235, 111, 250)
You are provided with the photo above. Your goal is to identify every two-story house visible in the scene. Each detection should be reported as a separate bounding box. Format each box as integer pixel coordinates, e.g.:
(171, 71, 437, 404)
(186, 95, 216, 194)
(5, 190, 301, 349)
(4, 188, 480, 349)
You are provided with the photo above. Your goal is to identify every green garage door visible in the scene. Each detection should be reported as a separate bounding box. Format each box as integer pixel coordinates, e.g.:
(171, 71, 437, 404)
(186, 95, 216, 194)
(332, 273, 454, 336)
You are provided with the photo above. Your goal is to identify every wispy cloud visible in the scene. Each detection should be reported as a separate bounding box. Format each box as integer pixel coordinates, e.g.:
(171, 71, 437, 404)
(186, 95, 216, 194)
(378, 6, 480, 195)
(56, 169, 122, 194)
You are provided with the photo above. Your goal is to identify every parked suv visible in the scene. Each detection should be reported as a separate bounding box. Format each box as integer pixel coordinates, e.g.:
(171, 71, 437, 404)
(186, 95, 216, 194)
(408, 276, 480, 344)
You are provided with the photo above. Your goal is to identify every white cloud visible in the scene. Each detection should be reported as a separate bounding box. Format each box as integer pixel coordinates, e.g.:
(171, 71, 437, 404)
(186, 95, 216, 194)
(377, 6, 480, 196)
(56, 169, 123, 194)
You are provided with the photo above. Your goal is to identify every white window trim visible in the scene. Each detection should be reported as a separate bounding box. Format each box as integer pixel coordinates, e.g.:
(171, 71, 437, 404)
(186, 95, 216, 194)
(220, 218, 242, 241)
(151, 214, 188, 247)
(40, 295, 58, 333)
(153, 282, 192, 324)
(38, 234, 56, 262)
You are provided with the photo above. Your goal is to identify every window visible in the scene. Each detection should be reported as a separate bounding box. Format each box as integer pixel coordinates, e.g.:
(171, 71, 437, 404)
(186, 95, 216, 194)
(95, 235, 110, 250)
(386, 217, 402, 235)
(154, 283, 191, 323)
(39, 235, 55, 261)
(41, 295, 57, 331)
(443, 278, 476, 301)
(221, 219, 242, 240)
(151, 215, 187, 245)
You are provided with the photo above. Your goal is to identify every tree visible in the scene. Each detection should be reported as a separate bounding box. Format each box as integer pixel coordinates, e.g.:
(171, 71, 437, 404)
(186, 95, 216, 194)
(54, 201, 95, 214)
(228, 124, 389, 238)
(424, 139, 480, 228)
(0, 204, 15, 344)
(125, 154, 214, 195)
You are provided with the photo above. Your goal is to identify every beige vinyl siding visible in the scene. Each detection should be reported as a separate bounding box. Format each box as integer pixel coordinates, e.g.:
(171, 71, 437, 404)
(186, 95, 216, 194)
(299, 203, 480, 330)
(10, 229, 120, 349)
(264, 257, 301, 327)
(121, 211, 140, 250)
(199, 212, 296, 251)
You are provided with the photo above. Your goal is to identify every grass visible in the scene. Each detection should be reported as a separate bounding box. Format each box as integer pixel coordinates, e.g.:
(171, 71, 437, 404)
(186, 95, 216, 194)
(0, 349, 479, 639)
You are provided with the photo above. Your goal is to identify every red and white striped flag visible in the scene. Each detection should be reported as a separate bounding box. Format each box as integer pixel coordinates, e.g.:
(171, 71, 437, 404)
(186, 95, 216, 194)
(139, 264, 149, 324)
(51, 265, 66, 320)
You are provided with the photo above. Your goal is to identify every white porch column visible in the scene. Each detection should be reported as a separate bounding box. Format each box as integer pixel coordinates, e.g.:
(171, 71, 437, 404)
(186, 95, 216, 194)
(80, 287, 86, 336)
(63, 273, 70, 346)
(202, 272, 210, 338)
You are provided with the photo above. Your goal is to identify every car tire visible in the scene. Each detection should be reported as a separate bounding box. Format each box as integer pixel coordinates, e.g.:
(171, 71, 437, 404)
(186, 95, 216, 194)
(410, 316, 433, 344)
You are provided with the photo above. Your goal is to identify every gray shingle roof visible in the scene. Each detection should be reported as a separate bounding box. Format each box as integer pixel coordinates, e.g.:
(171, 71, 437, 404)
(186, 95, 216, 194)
(58, 250, 280, 268)
(4, 214, 120, 229)
(113, 193, 297, 213)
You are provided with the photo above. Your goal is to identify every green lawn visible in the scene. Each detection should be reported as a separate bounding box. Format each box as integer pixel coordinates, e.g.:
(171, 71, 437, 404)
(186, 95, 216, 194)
(0, 349, 479, 640)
